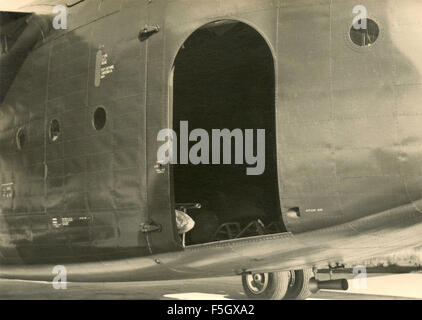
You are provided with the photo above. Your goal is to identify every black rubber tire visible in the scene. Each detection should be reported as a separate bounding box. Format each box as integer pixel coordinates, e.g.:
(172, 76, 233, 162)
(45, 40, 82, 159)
(284, 268, 314, 300)
(242, 272, 289, 300)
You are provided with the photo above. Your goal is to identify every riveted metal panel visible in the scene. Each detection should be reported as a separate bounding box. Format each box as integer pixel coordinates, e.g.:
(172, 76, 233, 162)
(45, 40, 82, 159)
(85, 3, 150, 252)
(278, 0, 422, 234)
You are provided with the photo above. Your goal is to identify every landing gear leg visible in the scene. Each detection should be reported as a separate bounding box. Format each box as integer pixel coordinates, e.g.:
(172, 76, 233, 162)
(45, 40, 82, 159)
(241, 271, 289, 300)
(284, 268, 314, 300)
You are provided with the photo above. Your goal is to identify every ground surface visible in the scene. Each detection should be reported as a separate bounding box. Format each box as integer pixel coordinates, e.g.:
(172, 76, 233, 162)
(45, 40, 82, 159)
(0, 272, 421, 300)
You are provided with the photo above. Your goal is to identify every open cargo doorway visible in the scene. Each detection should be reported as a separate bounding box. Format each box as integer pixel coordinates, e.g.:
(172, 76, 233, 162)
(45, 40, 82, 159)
(171, 20, 286, 245)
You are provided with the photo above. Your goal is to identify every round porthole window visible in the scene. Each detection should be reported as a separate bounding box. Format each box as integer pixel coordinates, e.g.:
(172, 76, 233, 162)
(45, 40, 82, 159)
(350, 19, 380, 47)
(93, 107, 107, 131)
(49, 119, 61, 142)
(16, 127, 26, 150)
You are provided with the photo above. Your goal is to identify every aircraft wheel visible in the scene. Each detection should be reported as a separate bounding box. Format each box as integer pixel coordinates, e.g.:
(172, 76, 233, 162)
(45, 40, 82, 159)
(242, 271, 289, 300)
(284, 268, 314, 300)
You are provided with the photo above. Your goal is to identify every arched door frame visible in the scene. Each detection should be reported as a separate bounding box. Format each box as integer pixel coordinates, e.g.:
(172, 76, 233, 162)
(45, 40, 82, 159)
(167, 18, 281, 246)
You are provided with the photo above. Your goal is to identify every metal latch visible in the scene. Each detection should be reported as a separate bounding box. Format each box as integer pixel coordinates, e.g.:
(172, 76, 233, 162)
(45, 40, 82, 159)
(139, 24, 160, 42)
(140, 221, 162, 233)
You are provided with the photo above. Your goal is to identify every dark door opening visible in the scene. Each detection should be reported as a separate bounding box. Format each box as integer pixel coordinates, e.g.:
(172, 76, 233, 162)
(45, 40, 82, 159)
(172, 20, 285, 245)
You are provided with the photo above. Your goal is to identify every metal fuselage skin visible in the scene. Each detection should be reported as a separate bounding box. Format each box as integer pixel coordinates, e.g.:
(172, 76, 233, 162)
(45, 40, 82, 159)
(0, 0, 422, 279)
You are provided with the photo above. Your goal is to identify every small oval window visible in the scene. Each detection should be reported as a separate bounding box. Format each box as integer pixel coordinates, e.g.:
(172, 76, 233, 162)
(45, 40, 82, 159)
(49, 119, 61, 142)
(16, 127, 26, 150)
(93, 107, 107, 131)
(350, 19, 380, 47)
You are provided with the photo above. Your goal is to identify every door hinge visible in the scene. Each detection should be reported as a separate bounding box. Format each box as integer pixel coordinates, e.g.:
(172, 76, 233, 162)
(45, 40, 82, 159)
(139, 24, 160, 42)
(140, 221, 162, 233)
